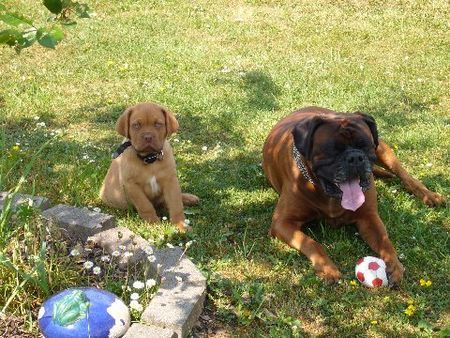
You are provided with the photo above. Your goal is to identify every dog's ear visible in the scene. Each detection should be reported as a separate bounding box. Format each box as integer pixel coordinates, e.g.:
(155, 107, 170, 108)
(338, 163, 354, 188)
(292, 116, 325, 160)
(354, 112, 379, 148)
(116, 107, 133, 138)
(162, 108, 179, 137)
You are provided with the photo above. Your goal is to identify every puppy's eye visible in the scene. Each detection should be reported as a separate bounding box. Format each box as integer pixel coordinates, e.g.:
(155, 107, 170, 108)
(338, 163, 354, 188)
(154, 122, 163, 129)
(132, 122, 141, 130)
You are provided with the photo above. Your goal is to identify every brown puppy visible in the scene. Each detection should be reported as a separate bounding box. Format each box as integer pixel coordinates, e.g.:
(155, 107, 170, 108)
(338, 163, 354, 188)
(100, 102, 199, 232)
(263, 106, 445, 284)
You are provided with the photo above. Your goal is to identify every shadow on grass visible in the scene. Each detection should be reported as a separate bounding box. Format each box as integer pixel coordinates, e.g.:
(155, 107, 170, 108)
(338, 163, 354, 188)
(241, 70, 280, 112)
(357, 85, 441, 130)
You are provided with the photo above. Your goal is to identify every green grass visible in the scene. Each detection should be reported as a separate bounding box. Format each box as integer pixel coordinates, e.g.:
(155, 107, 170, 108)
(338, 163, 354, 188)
(1, 0, 449, 336)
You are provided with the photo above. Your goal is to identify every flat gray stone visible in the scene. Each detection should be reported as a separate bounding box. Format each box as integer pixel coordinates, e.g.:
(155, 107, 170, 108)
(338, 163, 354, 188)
(141, 282, 206, 338)
(141, 248, 206, 337)
(42, 204, 115, 241)
(90, 226, 155, 270)
(0, 192, 51, 212)
(123, 323, 176, 338)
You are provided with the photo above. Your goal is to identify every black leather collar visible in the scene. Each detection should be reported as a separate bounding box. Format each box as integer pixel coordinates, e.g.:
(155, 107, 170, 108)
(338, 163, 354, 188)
(112, 141, 164, 164)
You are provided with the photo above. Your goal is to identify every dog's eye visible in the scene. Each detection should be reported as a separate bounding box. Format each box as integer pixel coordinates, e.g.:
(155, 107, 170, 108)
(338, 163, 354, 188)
(154, 122, 163, 129)
(132, 122, 141, 130)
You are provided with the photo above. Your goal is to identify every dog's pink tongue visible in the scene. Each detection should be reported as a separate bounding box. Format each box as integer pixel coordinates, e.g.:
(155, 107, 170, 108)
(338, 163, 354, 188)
(339, 179, 365, 211)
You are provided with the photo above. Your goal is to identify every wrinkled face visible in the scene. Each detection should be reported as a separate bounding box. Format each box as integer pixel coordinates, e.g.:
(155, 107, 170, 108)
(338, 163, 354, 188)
(128, 105, 167, 153)
(310, 118, 377, 199)
(116, 103, 179, 155)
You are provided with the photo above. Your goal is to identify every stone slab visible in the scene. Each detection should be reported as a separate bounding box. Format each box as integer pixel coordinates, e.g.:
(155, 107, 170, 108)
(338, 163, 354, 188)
(0, 192, 52, 212)
(90, 226, 155, 270)
(41, 204, 115, 241)
(123, 323, 176, 338)
(141, 282, 206, 338)
(141, 247, 206, 337)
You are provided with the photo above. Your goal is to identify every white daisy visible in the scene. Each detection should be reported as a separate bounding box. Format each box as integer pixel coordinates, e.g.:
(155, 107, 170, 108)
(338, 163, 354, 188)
(146, 279, 157, 288)
(132, 281, 145, 289)
(92, 266, 101, 275)
(70, 248, 80, 256)
(123, 251, 134, 258)
(129, 300, 143, 312)
(130, 292, 140, 300)
(83, 261, 94, 270)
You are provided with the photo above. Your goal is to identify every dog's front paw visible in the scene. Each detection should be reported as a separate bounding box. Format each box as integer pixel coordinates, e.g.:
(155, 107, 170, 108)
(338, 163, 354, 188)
(315, 264, 342, 285)
(386, 258, 404, 286)
(421, 190, 446, 207)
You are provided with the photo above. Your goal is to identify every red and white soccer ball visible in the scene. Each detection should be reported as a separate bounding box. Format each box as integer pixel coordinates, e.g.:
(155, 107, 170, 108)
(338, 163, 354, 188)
(355, 256, 388, 287)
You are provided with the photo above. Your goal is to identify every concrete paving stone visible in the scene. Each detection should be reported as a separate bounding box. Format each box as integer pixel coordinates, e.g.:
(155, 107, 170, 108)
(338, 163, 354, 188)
(90, 226, 155, 270)
(136, 246, 207, 337)
(141, 281, 206, 338)
(41, 204, 115, 241)
(0, 191, 52, 212)
(123, 323, 176, 338)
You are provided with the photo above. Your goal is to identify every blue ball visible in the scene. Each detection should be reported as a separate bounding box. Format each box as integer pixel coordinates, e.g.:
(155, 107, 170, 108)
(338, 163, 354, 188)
(38, 287, 130, 338)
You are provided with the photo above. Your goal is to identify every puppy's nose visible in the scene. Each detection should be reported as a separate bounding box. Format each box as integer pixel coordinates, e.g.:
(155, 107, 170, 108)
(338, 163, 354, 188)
(143, 133, 153, 143)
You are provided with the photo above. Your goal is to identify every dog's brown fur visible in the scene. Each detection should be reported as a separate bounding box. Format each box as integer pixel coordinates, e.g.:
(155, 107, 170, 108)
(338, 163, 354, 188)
(263, 106, 445, 284)
(100, 102, 199, 232)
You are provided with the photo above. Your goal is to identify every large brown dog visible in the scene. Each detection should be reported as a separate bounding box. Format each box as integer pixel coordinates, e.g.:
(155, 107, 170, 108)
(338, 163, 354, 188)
(263, 106, 444, 284)
(100, 102, 199, 232)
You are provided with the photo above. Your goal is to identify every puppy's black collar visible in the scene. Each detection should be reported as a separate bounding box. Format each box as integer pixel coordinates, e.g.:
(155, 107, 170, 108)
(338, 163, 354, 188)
(112, 141, 164, 164)
(292, 144, 315, 185)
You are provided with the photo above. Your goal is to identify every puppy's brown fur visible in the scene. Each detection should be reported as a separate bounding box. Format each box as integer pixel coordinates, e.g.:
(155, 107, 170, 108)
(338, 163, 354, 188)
(100, 102, 199, 231)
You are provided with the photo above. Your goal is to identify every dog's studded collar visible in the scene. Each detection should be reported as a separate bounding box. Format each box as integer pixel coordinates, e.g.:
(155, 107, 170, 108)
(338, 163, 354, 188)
(112, 141, 164, 164)
(292, 144, 315, 185)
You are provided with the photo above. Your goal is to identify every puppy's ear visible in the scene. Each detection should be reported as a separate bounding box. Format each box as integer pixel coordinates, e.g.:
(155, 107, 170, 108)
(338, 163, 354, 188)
(355, 112, 379, 148)
(116, 107, 133, 138)
(162, 108, 179, 137)
(292, 116, 325, 160)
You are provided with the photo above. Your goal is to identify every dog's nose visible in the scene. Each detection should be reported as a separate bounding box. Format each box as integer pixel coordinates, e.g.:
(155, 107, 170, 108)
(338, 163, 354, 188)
(345, 150, 365, 167)
(143, 133, 153, 143)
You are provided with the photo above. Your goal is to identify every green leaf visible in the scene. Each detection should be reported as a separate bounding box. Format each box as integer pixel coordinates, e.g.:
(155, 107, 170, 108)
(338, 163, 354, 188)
(49, 25, 64, 40)
(0, 29, 21, 46)
(0, 13, 33, 27)
(61, 0, 76, 8)
(37, 26, 63, 49)
(0, 4, 6, 11)
(43, 0, 63, 14)
(20, 29, 37, 48)
(75, 3, 91, 18)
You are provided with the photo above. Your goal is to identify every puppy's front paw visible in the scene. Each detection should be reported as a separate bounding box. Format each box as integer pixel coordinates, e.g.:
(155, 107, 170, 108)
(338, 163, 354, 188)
(176, 220, 192, 233)
(182, 193, 200, 206)
(141, 213, 160, 224)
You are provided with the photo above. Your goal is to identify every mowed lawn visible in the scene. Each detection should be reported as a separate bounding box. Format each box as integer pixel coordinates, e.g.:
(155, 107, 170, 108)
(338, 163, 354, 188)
(1, 0, 449, 336)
